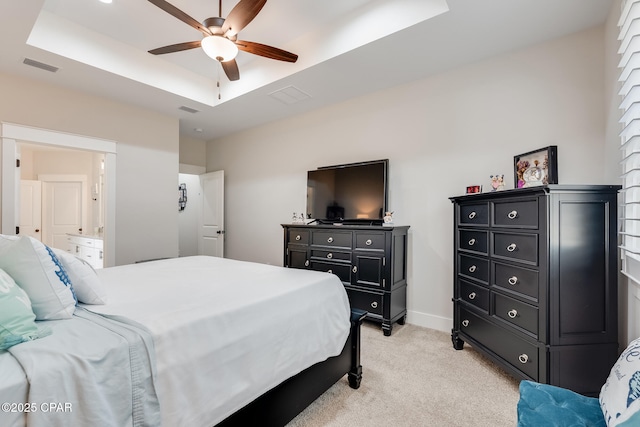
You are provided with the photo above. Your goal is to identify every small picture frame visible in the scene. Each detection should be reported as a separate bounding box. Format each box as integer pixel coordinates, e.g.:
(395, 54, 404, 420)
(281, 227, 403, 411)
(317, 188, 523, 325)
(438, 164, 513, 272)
(514, 146, 558, 188)
(466, 185, 482, 194)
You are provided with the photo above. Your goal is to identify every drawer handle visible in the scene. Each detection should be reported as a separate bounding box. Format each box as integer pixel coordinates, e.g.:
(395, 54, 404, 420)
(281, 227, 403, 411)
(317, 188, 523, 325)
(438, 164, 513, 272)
(327, 269, 333, 274)
(468, 238, 476, 246)
(462, 319, 470, 327)
(304, 260, 309, 267)
(295, 234, 301, 241)
(468, 212, 477, 220)
(468, 292, 477, 300)
(508, 309, 518, 319)
(508, 276, 518, 285)
(518, 354, 529, 364)
(507, 243, 517, 252)
(365, 239, 372, 246)
(352, 266, 358, 273)
(371, 301, 378, 309)
(468, 265, 477, 273)
(327, 253, 333, 259)
(327, 237, 334, 243)
(508, 210, 518, 219)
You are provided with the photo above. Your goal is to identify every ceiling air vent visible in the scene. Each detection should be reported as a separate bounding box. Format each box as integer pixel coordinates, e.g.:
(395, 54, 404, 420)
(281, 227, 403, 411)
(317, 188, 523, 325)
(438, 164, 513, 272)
(178, 106, 200, 114)
(268, 86, 311, 105)
(23, 58, 59, 73)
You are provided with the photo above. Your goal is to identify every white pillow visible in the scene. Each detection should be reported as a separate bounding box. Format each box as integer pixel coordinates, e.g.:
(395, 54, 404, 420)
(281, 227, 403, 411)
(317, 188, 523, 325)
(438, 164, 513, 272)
(51, 248, 107, 305)
(600, 337, 640, 426)
(0, 236, 76, 320)
(0, 234, 18, 250)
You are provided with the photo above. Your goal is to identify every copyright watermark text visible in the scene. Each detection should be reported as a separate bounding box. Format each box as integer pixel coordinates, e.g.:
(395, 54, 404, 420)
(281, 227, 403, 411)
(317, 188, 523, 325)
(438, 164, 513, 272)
(2, 402, 72, 413)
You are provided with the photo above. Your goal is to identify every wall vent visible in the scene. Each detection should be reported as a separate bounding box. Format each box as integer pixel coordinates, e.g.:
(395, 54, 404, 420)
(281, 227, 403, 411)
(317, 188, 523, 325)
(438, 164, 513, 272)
(268, 86, 311, 105)
(179, 105, 200, 114)
(23, 58, 59, 73)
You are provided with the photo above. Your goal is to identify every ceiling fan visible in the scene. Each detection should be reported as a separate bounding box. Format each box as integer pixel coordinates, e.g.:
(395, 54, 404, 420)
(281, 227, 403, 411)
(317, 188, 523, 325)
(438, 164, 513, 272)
(147, 0, 298, 81)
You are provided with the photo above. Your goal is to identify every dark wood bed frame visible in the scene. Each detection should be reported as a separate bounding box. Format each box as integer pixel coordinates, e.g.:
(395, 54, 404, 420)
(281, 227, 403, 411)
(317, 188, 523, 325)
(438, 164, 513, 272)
(217, 309, 367, 426)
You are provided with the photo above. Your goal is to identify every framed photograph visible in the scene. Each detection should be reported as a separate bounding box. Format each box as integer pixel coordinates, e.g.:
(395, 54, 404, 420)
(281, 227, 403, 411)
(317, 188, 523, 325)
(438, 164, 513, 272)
(466, 185, 482, 194)
(514, 146, 558, 188)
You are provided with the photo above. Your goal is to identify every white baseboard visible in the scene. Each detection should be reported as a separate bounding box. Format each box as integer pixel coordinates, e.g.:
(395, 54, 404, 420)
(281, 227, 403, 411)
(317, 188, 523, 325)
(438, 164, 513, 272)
(406, 310, 452, 334)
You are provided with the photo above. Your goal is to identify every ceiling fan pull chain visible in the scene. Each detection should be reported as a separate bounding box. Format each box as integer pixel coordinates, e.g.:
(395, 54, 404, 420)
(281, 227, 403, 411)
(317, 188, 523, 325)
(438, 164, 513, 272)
(217, 66, 221, 100)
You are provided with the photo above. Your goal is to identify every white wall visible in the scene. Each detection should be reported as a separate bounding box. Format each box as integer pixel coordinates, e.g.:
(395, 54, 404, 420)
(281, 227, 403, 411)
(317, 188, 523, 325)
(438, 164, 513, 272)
(0, 72, 179, 265)
(178, 172, 203, 257)
(207, 26, 610, 331)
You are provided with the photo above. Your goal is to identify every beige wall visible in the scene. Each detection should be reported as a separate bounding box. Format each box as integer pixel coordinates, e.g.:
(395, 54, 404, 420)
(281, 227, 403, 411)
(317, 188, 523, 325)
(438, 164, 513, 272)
(179, 135, 207, 168)
(207, 26, 612, 331)
(0, 72, 179, 265)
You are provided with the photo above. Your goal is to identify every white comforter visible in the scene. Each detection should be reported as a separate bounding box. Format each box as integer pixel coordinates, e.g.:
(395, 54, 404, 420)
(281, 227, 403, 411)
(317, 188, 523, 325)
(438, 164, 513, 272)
(89, 256, 351, 427)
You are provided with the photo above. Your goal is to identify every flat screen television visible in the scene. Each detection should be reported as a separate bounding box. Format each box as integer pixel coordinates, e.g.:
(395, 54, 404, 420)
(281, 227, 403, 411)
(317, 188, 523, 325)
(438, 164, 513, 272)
(306, 159, 388, 224)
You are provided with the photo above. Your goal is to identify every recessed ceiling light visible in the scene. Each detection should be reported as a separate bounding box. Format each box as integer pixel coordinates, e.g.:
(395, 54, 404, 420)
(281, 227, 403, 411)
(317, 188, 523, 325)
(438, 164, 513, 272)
(194, 128, 203, 133)
(99, 0, 113, 4)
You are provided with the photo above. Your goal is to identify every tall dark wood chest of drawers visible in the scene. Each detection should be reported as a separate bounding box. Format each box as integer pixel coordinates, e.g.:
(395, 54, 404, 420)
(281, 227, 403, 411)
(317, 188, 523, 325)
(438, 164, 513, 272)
(450, 185, 620, 396)
(282, 224, 409, 336)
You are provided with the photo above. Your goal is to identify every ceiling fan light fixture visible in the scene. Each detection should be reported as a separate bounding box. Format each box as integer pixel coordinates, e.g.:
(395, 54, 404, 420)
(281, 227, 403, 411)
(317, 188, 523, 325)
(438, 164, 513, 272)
(201, 35, 238, 62)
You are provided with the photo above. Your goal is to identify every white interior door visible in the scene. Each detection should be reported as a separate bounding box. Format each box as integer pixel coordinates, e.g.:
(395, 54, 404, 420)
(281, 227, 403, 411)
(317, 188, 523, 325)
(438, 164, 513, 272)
(19, 180, 42, 241)
(42, 179, 84, 250)
(199, 170, 224, 257)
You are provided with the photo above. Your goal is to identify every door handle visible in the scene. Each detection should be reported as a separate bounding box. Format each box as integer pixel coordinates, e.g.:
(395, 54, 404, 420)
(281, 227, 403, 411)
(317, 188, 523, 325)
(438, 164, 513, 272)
(35, 229, 40, 233)
(216, 230, 225, 234)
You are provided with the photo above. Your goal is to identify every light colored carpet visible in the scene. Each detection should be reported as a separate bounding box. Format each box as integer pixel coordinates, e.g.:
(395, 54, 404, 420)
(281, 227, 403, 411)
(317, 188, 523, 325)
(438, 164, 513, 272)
(287, 321, 520, 427)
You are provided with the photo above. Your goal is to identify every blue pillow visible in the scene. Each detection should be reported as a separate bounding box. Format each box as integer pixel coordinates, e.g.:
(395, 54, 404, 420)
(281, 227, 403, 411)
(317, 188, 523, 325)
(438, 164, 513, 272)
(518, 380, 605, 426)
(0, 268, 50, 350)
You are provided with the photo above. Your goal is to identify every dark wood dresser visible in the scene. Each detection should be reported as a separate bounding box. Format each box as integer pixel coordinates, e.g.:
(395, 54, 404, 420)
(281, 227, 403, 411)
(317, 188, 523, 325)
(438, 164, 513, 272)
(450, 185, 620, 396)
(282, 224, 409, 336)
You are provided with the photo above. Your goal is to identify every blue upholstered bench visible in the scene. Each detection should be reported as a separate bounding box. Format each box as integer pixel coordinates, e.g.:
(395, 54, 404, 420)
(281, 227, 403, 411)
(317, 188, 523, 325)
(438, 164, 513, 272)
(517, 337, 640, 427)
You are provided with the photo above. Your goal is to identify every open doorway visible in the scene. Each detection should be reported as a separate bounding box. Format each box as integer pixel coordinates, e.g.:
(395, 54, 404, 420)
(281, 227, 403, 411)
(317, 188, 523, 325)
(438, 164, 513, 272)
(19, 143, 103, 244)
(1, 123, 116, 267)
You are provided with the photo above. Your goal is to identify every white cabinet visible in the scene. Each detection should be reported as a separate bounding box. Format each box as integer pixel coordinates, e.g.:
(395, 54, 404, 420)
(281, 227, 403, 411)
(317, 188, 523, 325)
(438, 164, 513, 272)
(67, 234, 103, 269)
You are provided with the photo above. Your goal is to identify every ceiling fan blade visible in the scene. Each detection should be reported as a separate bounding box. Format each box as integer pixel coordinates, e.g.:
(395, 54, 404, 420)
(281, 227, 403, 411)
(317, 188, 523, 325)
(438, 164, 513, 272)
(221, 0, 267, 37)
(148, 40, 202, 55)
(147, 0, 212, 36)
(221, 59, 240, 81)
(236, 40, 298, 63)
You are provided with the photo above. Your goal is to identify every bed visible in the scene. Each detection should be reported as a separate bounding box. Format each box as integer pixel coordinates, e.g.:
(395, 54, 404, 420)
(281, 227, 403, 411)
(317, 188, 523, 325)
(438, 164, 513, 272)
(0, 243, 365, 427)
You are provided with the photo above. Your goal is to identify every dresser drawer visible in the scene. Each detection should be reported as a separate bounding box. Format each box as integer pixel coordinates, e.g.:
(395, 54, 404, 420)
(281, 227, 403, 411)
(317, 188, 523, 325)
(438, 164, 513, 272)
(458, 203, 489, 226)
(459, 279, 489, 312)
(493, 293, 539, 336)
(493, 262, 539, 301)
(458, 229, 488, 255)
(493, 199, 539, 229)
(312, 231, 352, 248)
(346, 288, 383, 316)
(68, 235, 103, 249)
(492, 232, 538, 265)
(311, 249, 351, 262)
(354, 232, 385, 251)
(458, 254, 489, 284)
(459, 307, 539, 380)
(288, 229, 309, 245)
(310, 261, 351, 283)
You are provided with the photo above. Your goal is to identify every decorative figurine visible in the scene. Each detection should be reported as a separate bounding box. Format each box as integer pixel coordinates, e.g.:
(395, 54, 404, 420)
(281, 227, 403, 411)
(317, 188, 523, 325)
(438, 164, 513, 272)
(490, 175, 505, 192)
(383, 211, 394, 225)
